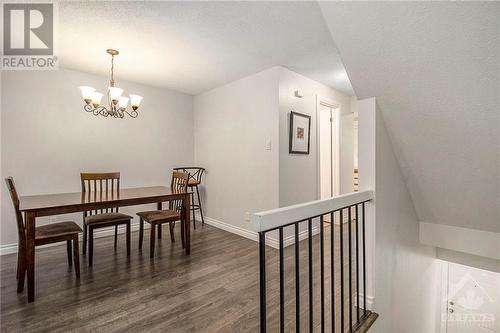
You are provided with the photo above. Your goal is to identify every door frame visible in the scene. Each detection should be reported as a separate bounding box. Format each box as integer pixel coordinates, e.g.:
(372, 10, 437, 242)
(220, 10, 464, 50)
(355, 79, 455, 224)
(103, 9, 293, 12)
(316, 95, 341, 200)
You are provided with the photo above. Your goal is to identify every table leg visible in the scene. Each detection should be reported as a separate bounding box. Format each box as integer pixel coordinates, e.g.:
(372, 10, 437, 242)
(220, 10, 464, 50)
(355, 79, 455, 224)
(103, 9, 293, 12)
(184, 193, 191, 255)
(25, 212, 36, 303)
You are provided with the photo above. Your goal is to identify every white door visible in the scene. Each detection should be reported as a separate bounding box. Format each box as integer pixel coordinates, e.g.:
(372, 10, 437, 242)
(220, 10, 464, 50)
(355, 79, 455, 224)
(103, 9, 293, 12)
(446, 263, 500, 333)
(318, 103, 337, 200)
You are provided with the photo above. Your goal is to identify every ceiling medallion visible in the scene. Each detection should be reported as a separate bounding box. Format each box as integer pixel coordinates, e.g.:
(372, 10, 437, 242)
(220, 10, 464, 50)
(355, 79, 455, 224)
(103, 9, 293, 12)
(79, 49, 143, 118)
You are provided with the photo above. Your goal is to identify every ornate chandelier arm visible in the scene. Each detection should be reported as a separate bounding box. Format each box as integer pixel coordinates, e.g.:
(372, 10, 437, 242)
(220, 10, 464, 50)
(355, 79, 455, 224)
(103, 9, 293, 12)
(84, 104, 109, 117)
(121, 109, 138, 118)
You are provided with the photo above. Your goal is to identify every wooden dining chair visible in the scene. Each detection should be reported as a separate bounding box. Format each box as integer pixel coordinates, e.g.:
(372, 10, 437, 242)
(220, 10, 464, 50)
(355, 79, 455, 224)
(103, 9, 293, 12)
(80, 172, 132, 266)
(173, 167, 205, 229)
(136, 171, 189, 258)
(5, 177, 81, 293)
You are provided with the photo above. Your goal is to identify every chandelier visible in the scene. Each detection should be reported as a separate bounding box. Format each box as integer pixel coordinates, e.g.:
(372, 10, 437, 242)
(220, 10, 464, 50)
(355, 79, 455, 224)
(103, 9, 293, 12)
(79, 49, 143, 118)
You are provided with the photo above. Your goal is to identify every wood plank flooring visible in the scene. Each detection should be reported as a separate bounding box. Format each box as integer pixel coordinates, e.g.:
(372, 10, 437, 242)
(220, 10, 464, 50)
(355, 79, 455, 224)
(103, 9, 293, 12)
(1, 223, 375, 332)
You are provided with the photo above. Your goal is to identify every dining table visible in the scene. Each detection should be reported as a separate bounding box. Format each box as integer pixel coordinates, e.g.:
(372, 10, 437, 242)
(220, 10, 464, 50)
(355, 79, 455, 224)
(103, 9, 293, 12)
(19, 186, 191, 303)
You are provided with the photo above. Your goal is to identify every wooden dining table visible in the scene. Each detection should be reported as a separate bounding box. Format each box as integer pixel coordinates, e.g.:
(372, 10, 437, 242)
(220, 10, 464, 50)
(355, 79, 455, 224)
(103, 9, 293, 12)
(19, 186, 191, 303)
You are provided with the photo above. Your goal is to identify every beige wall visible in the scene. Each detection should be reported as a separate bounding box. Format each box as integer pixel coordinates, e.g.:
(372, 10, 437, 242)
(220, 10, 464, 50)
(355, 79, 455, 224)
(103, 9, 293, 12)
(193, 66, 355, 234)
(193, 67, 280, 231)
(1, 66, 355, 248)
(278, 67, 354, 207)
(358, 98, 440, 333)
(320, 1, 500, 234)
(1, 68, 194, 247)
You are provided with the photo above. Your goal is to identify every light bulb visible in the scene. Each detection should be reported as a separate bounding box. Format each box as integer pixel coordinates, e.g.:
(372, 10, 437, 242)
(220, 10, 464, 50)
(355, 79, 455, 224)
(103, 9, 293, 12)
(129, 94, 143, 110)
(80, 86, 95, 104)
(108, 87, 123, 104)
(91, 92, 104, 107)
(118, 96, 129, 109)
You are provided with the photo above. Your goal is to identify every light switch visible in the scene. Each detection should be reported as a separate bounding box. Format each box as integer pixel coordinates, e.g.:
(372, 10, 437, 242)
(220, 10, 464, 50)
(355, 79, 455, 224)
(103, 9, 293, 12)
(265, 139, 272, 150)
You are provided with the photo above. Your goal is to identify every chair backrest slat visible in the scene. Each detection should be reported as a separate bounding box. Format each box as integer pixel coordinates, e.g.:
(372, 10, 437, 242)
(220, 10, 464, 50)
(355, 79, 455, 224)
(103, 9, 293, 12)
(5, 177, 26, 244)
(80, 172, 121, 216)
(172, 167, 205, 184)
(170, 171, 189, 213)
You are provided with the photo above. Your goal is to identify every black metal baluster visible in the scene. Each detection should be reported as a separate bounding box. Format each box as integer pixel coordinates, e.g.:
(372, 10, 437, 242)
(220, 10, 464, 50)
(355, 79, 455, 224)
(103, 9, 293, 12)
(257, 197, 372, 333)
(308, 219, 313, 332)
(348, 206, 353, 332)
(279, 227, 285, 333)
(362, 202, 367, 317)
(320, 216, 325, 333)
(330, 211, 335, 333)
(295, 222, 300, 332)
(259, 232, 267, 333)
(339, 209, 344, 333)
(355, 204, 360, 324)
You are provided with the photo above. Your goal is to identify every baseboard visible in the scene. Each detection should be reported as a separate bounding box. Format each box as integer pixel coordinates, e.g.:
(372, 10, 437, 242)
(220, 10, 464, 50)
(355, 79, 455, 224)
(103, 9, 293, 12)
(1, 215, 339, 255)
(266, 225, 321, 248)
(199, 214, 320, 250)
(0, 243, 19, 256)
(201, 215, 259, 243)
(357, 293, 375, 310)
(331, 216, 357, 226)
(0, 222, 150, 256)
(1, 215, 257, 255)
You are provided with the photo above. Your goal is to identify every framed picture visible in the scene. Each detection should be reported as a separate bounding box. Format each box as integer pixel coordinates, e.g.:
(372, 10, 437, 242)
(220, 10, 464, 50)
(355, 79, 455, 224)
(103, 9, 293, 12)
(289, 111, 311, 154)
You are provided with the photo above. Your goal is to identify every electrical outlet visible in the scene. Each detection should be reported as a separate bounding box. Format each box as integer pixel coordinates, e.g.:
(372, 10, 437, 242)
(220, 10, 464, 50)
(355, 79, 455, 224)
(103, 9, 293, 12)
(245, 212, 251, 222)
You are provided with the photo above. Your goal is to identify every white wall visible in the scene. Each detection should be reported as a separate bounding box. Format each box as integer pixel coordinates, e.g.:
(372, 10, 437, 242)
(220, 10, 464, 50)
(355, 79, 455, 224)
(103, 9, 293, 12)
(1, 68, 194, 247)
(320, 2, 500, 234)
(278, 68, 354, 207)
(359, 98, 440, 332)
(193, 66, 354, 236)
(374, 106, 440, 333)
(351, 96, 359, 169)
(2, 65, 354, 249)
(193, 67, 280, 231)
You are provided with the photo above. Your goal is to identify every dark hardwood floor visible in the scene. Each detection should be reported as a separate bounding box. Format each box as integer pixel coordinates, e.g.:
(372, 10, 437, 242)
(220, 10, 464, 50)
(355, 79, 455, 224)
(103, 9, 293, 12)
(1, 223, 375, 332)
(1, 224, 261, 332)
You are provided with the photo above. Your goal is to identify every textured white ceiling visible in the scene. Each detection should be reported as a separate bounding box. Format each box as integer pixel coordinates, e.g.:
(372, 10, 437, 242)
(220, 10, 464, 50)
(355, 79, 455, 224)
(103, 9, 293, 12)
(58, 1, 353, 95)
(320, 2, 500, 232)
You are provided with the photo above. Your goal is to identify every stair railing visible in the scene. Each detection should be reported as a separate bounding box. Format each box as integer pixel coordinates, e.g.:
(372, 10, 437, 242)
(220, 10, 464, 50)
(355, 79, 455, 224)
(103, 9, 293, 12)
(253, 190, 374, 332)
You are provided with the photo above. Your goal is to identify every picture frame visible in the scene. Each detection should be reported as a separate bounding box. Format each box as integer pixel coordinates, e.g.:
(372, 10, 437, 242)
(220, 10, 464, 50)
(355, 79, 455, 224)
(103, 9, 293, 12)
(289, 111, 311, 154)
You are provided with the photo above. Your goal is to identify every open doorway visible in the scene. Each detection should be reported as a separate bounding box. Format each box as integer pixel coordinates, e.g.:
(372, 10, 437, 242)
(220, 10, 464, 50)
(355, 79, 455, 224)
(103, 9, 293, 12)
(317, 98, 340, 203)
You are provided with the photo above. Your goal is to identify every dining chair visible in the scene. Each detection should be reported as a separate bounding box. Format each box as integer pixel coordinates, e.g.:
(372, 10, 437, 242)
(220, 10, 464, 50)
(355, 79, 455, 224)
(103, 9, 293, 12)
(5, 177, 81, 293)
(172, 167, 205, 229)
(80, 172, 132, 266)
(136, 171, 189, 258)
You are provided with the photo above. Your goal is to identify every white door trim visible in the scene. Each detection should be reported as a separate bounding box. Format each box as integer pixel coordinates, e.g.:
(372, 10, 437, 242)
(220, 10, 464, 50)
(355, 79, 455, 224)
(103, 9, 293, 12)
(316, 95, 341, 200)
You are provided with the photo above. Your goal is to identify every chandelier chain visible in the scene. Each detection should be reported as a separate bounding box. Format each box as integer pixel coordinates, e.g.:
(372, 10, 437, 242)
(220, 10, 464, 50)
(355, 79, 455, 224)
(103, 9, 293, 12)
(110, 54, 115, 87)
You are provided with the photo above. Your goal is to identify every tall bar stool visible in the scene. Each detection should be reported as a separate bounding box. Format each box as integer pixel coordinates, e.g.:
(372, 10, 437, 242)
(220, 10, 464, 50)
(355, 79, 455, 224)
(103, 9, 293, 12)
(173, 167, 205, 229)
